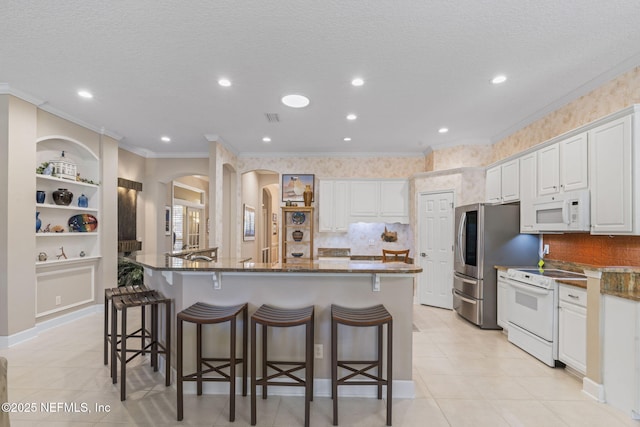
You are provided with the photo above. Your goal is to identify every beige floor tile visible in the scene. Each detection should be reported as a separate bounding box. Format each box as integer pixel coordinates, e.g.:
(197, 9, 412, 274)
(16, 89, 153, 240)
(437, 398, 510, 427)
(542, 400, 638, 427)
(2, 304, 638, 426)
(488, 399, 569, 427)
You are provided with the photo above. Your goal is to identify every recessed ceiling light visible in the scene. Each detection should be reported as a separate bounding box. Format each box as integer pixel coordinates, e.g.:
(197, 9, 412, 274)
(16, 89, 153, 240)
(161, 136, 171, 142)
(77, 90, 93, 99)
(218, 78, 232, 87)
(346, 114, 357, 121)
(344, 137, 352, 142)
(281, 94, 310, 108)
(351, 78, 364, 87)
(262, 137, 271, 143)
(491, 75, 507, 84)
(438, 128, 449, 134)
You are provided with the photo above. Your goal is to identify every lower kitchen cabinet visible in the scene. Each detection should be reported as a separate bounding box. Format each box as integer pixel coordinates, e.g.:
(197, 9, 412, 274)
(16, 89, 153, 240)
(602, 294, 640, 418)
(497, 270, 509, 331)
(558, 284, 587, 374)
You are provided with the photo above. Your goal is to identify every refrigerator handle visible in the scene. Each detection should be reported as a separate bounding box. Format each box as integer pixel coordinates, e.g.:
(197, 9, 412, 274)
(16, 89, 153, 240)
(457, 211, 466, 265)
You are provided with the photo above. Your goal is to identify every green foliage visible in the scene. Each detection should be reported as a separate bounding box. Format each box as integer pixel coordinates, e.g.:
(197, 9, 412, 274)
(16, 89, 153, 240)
(117, 258, 144, 287)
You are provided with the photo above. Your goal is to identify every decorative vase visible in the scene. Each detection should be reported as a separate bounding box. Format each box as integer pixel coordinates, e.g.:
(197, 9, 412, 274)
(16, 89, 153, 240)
(52, 188, 73, 206)
(36, 211, 41, 232)
(77, 193, 88, 208)
(303, 184, 313, 206)
(36, 190, 46, 204)
(292, 230, 304, 241)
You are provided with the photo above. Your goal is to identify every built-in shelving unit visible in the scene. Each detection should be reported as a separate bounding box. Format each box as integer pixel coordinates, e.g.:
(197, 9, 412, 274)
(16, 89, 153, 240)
(35, 138, 101, 317)
(281, 206, 314, 263)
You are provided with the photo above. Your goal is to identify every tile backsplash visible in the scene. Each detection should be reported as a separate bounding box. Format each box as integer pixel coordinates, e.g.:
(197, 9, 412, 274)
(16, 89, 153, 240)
(544, 234, 640, 267)
(314, 222, 414, 257)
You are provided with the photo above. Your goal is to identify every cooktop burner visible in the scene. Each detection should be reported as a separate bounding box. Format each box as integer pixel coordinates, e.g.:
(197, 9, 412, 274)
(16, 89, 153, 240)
(515, 268, 587, 280)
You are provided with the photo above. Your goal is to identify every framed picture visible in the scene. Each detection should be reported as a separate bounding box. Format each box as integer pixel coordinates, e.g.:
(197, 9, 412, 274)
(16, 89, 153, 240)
(282, 174, 314, 202)
(243, 204, 255, 241)
(164, 206, 171, 236)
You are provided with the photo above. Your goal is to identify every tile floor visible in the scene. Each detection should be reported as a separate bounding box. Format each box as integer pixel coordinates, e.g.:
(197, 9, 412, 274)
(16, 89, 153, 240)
(1, 303, 639, 426)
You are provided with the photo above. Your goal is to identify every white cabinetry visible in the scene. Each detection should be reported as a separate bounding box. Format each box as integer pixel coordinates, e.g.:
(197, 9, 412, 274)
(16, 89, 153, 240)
(537, 133, 588, 196)
(602, 294, 640, 417)
(497, 270, 509, 331)
(589, 114, 637, 234)
(519, 152, 537, 233)
(349, 179, 409, 224)
(558, 284, 587, 374)
(318, 180, 349, 232)
(485, 159, 519, 204)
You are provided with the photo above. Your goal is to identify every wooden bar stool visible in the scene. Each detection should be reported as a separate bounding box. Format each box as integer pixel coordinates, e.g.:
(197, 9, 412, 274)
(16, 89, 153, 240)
(331, 304, 393, 426)
(176, 302, 248, 422)
(111, 290, 172, 401)
(381, 249, 410, 263)
(104, 284, 150, 367)
(251, 304, 315, 427)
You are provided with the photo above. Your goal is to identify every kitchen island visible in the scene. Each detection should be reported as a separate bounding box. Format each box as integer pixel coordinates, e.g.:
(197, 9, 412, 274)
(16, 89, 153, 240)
(132, 254, 422, 398)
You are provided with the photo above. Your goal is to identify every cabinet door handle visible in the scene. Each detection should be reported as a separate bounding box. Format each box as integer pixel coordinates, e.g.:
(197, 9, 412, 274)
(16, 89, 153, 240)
(568, 294, 580, 299)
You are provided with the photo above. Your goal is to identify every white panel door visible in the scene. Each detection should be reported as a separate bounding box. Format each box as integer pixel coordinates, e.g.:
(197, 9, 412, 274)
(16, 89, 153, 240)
(418, 191, 454, 309)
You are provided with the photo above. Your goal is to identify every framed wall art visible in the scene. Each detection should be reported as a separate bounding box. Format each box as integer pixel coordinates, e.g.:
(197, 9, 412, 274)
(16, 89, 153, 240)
(282, 174, 314, 202)
(243, 204, 255, 241)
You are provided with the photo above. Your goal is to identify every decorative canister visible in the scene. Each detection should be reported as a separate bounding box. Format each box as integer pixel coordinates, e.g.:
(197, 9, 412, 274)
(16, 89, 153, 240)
(36, 190, 46, 204)
(52, 188, 73, 206)
(77, 194, 88, 208)
(36, 211, 41, 232)
(303, 184, 313, 206)
(292, 230, 304, 241)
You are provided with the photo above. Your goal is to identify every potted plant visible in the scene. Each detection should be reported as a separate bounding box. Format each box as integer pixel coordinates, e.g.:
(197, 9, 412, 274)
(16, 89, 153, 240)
(117, 257, 144, 287)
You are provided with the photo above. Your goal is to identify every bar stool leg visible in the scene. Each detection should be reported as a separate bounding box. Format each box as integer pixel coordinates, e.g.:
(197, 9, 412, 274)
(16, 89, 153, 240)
(120, 306, 127, 401)
(261, 323, 267, 399)
(387, 320, 393, 426)
(377, 324, 383, 399)
(196, 323, 203, 395)
(165, 299, 171, 386)
(111, 302, 118, 383)
(331, 317, 338, 426)
(104, 294, 109, 365)
(177, 317, 184, 421)
(151, 303, 158, 371)
(242, 306, 248, 396)
(250, 317, 257, 426)
(141, 304, 147, 358)
(229, 317, 237, 422)
(304, 319, 312, 427)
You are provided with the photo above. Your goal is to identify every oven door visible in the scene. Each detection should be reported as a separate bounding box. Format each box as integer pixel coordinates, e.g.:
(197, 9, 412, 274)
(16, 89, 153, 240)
(507, 279, 555, 341)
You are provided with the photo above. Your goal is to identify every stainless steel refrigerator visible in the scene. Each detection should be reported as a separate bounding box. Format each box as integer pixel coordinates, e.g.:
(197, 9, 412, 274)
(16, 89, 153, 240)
(453, 203, 539, 329)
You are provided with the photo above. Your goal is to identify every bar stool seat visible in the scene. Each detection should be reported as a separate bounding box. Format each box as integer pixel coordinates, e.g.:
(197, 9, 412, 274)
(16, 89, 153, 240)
(177, 302, 248, 422)
(111, 290, 172, 401)
(251, 304, 315, 427)
(331, 304, 393, 426)
(104, 284, 150, 367)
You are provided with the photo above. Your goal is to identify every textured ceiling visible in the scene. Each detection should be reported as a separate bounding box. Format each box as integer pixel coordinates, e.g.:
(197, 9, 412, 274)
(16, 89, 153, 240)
(2, 1, 640, 157)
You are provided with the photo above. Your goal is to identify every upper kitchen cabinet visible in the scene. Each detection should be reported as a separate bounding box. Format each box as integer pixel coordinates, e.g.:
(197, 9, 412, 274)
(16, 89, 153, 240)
(589, 113, 636, 234)
(537, 133, 588, 196)
(318, 180, 349, 232)
(485, 159, 519, 204)
(349, 179, 409, 224)
(519, 152, 537, 233)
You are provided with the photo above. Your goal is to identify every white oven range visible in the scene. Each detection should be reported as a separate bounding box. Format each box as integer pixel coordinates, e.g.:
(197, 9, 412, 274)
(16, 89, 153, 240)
(506, 268, 587, 367)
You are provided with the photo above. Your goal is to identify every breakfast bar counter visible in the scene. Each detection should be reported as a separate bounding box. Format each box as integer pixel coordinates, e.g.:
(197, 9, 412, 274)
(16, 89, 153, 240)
(132, 255, 422, 398)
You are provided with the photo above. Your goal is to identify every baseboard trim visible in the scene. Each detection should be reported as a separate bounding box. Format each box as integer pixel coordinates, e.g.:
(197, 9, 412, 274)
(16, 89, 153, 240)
(0, 304, 101, 348)
(582, 376, 605, 402)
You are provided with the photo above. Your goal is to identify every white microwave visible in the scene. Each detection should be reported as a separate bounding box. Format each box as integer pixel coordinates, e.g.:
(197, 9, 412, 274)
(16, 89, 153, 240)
(532, 189, 590, 232)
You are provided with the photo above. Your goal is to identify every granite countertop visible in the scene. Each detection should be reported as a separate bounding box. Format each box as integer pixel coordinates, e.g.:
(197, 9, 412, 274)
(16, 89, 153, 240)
(132, 254, 422, 274)
(495, 262, 640, 300)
